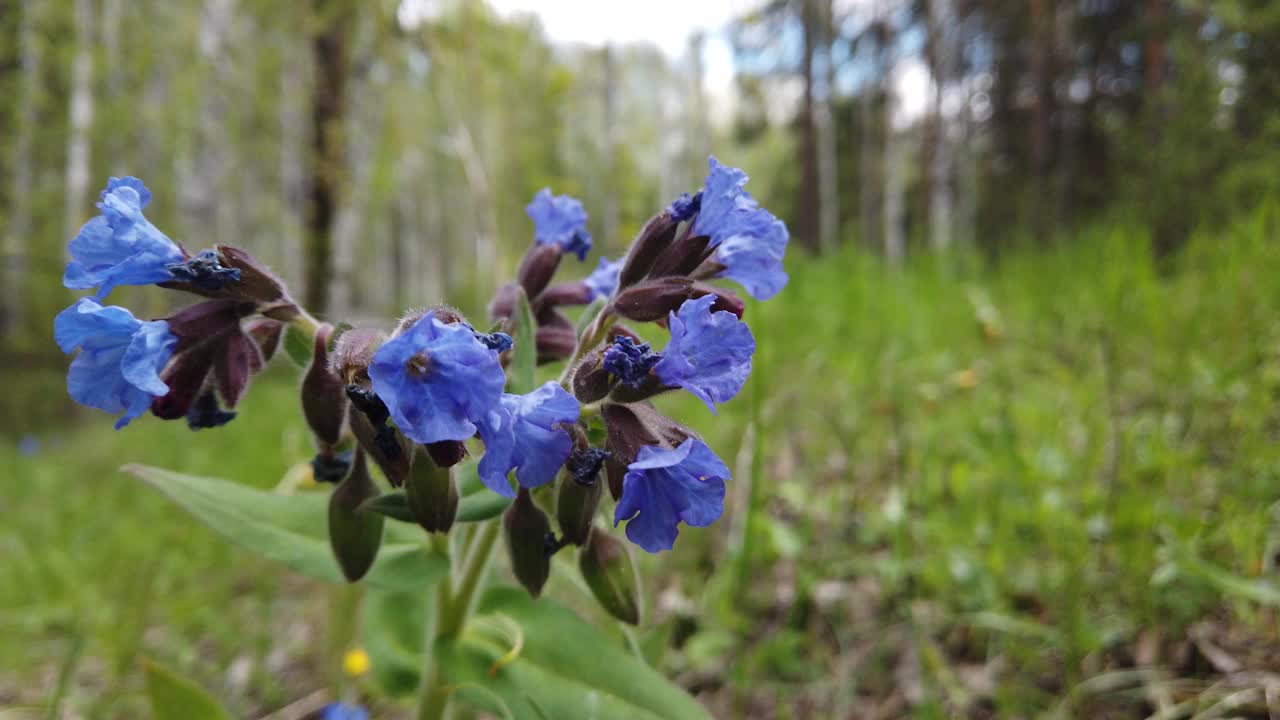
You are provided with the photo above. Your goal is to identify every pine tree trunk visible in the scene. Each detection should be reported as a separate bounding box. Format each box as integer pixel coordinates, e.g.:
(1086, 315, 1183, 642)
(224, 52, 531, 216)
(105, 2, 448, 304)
(927, 0, 954, 251)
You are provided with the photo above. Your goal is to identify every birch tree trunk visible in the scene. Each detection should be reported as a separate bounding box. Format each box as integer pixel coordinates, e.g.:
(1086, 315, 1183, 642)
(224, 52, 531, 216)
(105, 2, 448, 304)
(64, 0, 95, 242)
(927, 0, 955, 251)
(882, 75, 905, 265)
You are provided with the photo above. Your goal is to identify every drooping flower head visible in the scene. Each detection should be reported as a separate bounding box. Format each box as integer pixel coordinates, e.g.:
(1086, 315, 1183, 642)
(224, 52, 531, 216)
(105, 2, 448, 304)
(54, 297, 177, 429)
(367, 312, 506, 444)
(478, 382, 581, 496)
(603, 336, 661, 387)
(654, 295, 754, 412)
(526, 188, 592, 261)
(687, 157, 789, 301)
(584, 256, 622, 301)
(63, 177, 186, 298)
(614, 438, 730, 553)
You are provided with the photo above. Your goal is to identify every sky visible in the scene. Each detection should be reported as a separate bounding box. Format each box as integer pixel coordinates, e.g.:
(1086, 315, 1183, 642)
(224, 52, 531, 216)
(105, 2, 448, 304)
(401, 0, 929, 125)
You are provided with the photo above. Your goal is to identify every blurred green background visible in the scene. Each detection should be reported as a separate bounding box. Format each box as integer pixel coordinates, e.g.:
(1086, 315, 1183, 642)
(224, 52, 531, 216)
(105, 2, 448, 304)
(5, 0, 1280, 717)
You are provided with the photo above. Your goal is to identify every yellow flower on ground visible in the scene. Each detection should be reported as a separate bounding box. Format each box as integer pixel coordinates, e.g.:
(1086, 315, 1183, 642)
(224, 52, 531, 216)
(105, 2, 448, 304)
(343, 647, 371, 677)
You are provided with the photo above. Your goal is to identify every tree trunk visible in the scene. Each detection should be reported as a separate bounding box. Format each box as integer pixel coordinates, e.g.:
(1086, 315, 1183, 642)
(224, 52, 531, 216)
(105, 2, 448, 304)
(64, 0, 95, 243)
(815, 0, 839, 253)
(883, 80, 905, 265)
(601, 44, 619, 248)
(859, 2, 886, 252)
(305, 0, 354, 316)
(794, 0, 821, 250)
(2, 0, 39, 337)
(1028, 0, 1054, 243)
(926, 0, 954, 251)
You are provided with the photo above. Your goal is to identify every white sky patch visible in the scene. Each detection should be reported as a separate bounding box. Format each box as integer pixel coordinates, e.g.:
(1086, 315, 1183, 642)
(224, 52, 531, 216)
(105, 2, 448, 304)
(401, 0, 927, 127)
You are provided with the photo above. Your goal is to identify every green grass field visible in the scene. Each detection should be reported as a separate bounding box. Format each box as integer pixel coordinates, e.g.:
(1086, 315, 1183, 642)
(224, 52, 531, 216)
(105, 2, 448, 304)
(5, 212, 1280, 718)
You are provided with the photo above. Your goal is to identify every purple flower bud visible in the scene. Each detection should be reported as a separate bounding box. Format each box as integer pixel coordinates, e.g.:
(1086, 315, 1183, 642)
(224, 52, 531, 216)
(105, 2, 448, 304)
(535, 324, 577, 364)
(600, 401, 696, 500)
(489, 283, 519, 320)
(302, 325, 348, 446)
(538, 282, 595, 308)
(617, 211, 679, 289)
(213, 329, 264, 409)
(244, 318, 283, 362)
(330, 327, 386, 385)
(570, 350, 615, 404)
(517, 243, 564, 300)
(610, 277, 744, 323)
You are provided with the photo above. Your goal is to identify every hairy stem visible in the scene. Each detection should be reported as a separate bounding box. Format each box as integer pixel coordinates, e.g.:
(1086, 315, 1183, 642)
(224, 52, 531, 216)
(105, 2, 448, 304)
(415, 520, 502, 720)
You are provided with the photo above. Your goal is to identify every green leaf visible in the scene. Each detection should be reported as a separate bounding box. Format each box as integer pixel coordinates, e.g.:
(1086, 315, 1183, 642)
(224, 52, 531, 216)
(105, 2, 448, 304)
(438, 587, 711, 719)
(283, 323, 312, 367)
(361, 588, 426, 697)
(125, 465, 446, 592)
(509, 288, 537, 394)
(457, 462, 512, 522)
(359, 492, 415, 523)
(142, 658, 233, 720)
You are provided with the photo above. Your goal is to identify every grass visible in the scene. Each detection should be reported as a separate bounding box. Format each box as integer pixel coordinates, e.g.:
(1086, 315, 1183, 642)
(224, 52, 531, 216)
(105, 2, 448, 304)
(5, 210, 1280, 718)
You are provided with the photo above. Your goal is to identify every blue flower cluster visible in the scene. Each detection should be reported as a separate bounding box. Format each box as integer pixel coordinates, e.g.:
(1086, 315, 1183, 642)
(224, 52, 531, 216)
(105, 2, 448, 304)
(56, 177, 281, 432)
(57, 157, 788, 586)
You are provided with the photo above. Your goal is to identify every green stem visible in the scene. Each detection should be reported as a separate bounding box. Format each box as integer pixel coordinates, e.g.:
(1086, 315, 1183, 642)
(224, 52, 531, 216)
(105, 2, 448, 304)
(558, 309, 615, 387)
(415, 521, 503, 720)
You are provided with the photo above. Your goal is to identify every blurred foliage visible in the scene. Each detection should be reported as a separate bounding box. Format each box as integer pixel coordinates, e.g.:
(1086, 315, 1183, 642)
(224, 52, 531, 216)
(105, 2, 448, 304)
(6, 211, 1280, 716)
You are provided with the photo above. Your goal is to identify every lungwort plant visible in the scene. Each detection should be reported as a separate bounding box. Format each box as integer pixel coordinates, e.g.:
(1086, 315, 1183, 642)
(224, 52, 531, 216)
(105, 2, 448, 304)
(55, 157, 788, 718)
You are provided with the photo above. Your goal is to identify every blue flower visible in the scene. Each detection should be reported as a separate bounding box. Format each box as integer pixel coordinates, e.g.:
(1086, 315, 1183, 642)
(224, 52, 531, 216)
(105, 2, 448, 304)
(478, 381, 580, 497)
(689, 157, 789, 301)
(526, 188, 592, 260)
(54, 297, 177, 429)
(603, 336, 661, 387)
(668, 191, 702, 222)
(320, 703, 369, 720)
(654, 295, 754, 412)
(63, 177, 186, 298)
(584, 256, 622, 301)
(367, 312, 506, 444)
(614, 438, 730, 553)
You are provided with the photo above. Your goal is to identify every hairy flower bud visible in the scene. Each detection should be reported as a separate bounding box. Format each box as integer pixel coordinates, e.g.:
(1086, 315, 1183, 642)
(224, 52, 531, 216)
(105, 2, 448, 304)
(535, 324, 577, 364)
(503, 488, 552, 597)
(215, 244, 292, 308)
(330, 328, 386, 385)
(610, 277, 745, 323)
(489, 283, 519, 320)
(347, 388, 410, 487)
(556, 447, 609, 546)
(538, 282, 594, 308)
(517, 243, 563, 300)
(405, 444, 459, 533)
(617, 211, 680, 290)
(302, 324, 348, 447)
(648, 229, 712, 279)
(244, 318, 283, 362)
(328, 449, 384, 582)
(570, 350, 615, 404)
(579, 527, 641, 625)
(214, 329, 264, 409)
